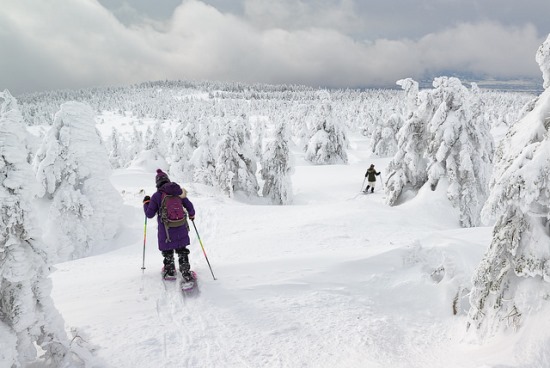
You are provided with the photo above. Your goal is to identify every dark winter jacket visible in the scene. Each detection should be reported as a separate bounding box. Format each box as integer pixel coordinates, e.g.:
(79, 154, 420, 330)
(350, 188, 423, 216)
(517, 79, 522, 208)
(143, 182, 195, 251)
(365, 168, 380, 182)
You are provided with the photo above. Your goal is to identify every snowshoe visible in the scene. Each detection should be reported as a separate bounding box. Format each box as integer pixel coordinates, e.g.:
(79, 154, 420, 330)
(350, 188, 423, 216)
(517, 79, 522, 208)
(181, 271, 197, 291)
(162, 267, 177, 281)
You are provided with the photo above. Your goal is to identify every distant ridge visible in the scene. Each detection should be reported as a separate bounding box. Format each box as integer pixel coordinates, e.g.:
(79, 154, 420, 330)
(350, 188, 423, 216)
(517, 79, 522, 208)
(419, 74, 543, 94)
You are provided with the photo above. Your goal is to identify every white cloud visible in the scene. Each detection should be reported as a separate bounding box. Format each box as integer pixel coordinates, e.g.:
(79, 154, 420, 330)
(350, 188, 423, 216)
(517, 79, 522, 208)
(0, 0, 546, 94)
(417, 22, 542, 78)
(242, 0, 362, 35)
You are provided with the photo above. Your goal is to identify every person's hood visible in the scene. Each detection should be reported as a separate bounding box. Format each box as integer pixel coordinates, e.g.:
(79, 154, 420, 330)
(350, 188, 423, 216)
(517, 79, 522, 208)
(159, 182, 183, 196)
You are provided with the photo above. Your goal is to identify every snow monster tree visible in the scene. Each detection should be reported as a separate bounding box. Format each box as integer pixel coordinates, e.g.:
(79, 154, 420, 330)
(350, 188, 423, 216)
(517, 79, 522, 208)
(468, 34, 550, 338)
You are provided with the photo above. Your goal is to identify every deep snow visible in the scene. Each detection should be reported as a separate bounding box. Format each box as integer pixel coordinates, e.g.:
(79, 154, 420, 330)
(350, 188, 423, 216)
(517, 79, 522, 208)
(49, 129, 548, 368)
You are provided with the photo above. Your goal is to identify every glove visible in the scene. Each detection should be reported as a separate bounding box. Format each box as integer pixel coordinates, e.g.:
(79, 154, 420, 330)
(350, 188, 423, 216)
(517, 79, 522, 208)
(143, 195, 151, 204)
(189, 215, 195, 221)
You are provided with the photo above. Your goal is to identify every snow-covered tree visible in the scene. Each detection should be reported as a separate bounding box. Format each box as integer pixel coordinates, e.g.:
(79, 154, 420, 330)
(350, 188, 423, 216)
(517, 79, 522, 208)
(261, 121, 294, 204)
(385, 84, 435, 206)
(145, 120, 167, 155)
(468, 34, 550, 338)
(538, 34, 550, 89)
(168, 122, 196, 184)
(372, 110, 403, 157)
(397, 78, 420, 117)
(125, 125, 144, 167)
(305, 93, 348, 164)
(385, 77, 493, 224)
(33, 101, 122, 261)
(0, 91, 93, 367)
(183, 120, 200, 148)
(108, 127, 123, 169)
(215, 116, 259, 197)
(292, 105, 314, 152)
(425, 77, 493, 227)
(144, 125, 155, 149)
(189, 121, 217, 186)
(251, 116, 267, 159)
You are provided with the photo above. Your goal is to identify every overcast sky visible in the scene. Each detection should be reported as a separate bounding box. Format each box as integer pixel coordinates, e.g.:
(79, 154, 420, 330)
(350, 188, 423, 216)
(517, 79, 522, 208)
(2, 0, 550, 95)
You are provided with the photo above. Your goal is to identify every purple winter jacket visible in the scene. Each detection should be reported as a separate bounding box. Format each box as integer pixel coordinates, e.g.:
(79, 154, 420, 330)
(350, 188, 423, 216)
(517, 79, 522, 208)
(143, 182, 195, 251)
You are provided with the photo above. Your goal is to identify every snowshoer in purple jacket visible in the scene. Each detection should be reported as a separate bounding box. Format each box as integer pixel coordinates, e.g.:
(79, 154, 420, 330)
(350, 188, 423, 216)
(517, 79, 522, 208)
(143, 169, 195, 281)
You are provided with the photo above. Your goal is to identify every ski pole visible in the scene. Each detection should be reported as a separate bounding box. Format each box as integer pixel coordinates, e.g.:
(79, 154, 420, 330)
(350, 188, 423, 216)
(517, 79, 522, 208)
(141, 216, 147, 270)
(191, 219, 217, 280)
(360, 177, 366, 192)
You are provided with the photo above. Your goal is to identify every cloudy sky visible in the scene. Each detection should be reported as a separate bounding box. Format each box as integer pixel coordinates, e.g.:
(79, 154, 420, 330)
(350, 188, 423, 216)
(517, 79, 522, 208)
(1, 0, 549, 95)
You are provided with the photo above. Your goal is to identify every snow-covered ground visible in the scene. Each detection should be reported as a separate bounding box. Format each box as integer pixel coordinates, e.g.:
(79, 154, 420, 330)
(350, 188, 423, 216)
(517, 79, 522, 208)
(49, 131, 545, 368)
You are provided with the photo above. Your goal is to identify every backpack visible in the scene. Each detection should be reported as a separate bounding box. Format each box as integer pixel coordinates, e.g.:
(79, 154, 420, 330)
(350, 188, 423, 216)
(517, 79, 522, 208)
(160, 193, 188, 242)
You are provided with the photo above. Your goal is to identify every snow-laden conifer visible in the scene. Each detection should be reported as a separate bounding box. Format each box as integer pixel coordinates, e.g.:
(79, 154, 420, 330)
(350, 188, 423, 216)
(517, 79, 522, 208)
(537, 34, 550, 89)
(168, 122, 196, 184)
(108, 127, 123, 169)
(123, 125, 145, 168)
(385, 81, 434, 205)
(398, 78, 420, 117)
(189, 121, 217, 186)
(183, 120, 200, 148)
(292, 105, 314, 152)
(261, 121, 294, 204)
(145, 120, 168, 156)
(252, 116, 266, 159)
(425, 77, 493, 227)
(468, 34, 550, 338)
(371, 110, 403, 157)
(0, 91, 93, 367)
(214, 115, 259, 197)
(305, 92, 348, 164)
(33, 101, 122, 261)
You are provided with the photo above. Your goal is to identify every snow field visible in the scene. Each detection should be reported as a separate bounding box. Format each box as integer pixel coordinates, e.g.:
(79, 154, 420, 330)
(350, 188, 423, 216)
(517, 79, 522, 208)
(50, 132, 533, 368)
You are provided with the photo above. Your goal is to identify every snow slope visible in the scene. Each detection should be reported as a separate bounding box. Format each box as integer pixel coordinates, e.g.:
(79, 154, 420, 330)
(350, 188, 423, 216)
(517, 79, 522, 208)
(50, 133, 548, 368)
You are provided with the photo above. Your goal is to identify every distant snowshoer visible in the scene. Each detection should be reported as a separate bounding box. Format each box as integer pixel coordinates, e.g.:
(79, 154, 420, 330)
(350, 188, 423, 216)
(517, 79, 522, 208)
(143, 169, 196, 284)
(364, 164, 381, 193)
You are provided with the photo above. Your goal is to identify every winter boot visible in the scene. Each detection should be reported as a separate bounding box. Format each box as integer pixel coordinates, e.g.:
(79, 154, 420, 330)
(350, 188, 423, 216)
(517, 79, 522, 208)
(371, 187, 374, 193)
(162, 250, 176, 279)
(176, 247, 192, 281)
(364, 185, 370, 193)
